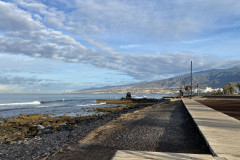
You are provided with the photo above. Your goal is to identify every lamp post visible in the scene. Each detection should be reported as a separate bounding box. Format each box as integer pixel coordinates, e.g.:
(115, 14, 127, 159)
(190, 61, 192, 99)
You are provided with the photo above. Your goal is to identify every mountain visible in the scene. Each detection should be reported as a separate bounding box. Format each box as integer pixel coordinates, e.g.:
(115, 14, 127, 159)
(71, 66, 240, 94)
(75, 83, 135, 91)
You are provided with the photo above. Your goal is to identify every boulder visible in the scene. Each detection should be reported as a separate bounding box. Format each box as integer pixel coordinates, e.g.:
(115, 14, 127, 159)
(126, 92, 132, 99)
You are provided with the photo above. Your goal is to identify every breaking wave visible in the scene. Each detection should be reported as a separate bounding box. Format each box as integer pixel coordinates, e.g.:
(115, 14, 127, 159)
(0, 101, 41, 106)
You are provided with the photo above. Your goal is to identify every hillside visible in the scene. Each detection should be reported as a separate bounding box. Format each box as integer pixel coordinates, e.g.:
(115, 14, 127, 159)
(72, 67, 240, 94)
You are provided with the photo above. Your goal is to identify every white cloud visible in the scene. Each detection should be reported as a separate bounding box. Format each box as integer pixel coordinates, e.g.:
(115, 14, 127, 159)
(0, 1, 86, 60)
(12, 0, 65, 26)
(120, 44, 140, 49)
(0, 1, 42, 31)
(1, 0, 240, 83)
(0, 84, 24, 93)
(5, 0, 240, 41)
(85, 38, 113, 52)
(60, 0, 240, 42)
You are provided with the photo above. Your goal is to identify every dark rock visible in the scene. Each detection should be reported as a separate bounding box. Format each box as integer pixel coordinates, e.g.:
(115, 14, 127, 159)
(126, 92, 132, 99)
(0, 102, 164, 160)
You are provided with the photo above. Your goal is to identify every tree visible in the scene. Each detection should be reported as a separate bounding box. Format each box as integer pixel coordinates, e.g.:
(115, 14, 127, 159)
(236, 82, 240, 93)
(223, 83, 235, 94)
(216, 89, 223, 95)
(211, 90, 217, 95)
(229, 83, 234, 94)
(223, 85, 228, 94)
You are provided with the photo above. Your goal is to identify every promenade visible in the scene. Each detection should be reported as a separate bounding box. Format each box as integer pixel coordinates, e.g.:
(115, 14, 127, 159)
(182, 98, 240, 160)
(113, 98, 240, 160)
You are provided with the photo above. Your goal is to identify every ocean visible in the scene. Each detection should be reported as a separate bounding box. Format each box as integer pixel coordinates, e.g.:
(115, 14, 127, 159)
(0, 94, 172, 118)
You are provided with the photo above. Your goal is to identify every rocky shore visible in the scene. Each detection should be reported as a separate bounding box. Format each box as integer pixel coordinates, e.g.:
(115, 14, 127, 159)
(0, 98, 162, 160)
(0, 110, 137, 159)
(0, 99, 210, 160)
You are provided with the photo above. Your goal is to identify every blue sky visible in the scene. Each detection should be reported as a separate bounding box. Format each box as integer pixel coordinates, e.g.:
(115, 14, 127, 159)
(0, 0, 240, 93)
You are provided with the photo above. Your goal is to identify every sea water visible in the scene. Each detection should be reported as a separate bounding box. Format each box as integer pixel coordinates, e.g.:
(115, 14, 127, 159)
(0, 94, 172, 118)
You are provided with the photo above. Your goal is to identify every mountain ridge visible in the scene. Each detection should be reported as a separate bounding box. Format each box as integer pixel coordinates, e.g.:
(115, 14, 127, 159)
(72, 66, 240, 94)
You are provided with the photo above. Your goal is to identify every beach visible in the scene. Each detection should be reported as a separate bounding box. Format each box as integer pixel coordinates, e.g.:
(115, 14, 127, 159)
(0, 99, 210, 160)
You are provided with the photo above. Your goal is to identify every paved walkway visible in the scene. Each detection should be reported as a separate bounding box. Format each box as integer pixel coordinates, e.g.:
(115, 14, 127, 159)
(112, 98, 240, 160)
(113, 150, 216, 160)
(182, 98, 240, 160)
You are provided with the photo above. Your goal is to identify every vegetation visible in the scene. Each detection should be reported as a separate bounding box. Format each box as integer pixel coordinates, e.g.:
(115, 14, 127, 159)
(95, 98, 161, 113)
(0, 114, 96, 143)
(216, 89, 223, 95)
(223, 83, 235, 94)
(94, 98, 162, 113)
(236, 82, 240, 93)
(96, 98, 161, 104)
(211, 89, 223, 95)
(94, 105, 139, 113)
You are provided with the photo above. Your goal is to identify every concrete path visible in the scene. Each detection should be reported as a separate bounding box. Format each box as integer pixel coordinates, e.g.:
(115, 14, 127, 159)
(182, 98, 240, 160)
(113, 150, 216, 160)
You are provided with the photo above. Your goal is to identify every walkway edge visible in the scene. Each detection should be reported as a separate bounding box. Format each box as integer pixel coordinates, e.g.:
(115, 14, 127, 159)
(182, 98, 240, 160)
(112, 150, 216, 160)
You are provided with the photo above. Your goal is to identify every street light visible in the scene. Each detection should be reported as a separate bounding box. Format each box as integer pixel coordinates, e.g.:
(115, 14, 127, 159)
(191, 61, 192, 99)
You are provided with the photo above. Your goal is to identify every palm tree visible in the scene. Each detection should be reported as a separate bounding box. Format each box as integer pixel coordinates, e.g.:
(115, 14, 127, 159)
(223, 83, 234, 94)
(217, 89, 223, 95)
(223, 85, 229, 94)
(229, 83, 234, 94)
(236, 82, 240, 93)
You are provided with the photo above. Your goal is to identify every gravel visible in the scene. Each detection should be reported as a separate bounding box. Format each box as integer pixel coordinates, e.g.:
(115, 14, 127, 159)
(51, 100, 211, 160)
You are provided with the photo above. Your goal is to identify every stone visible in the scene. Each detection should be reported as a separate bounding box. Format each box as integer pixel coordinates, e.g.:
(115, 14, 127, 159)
(126, 92, 131, 99)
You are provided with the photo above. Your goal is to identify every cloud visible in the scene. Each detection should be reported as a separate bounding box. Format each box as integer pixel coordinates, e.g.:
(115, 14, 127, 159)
(5, 0, 240, 41)
(12, 0, 66, 29)
(0, 72, 110, 93)
(61, 0, 240, 41)
(119, 44, 141, 49)
(0, 1, 42, 31)
(0, 84, 24, 93)
(0, 73, 77, 93)
(1, 0, 240, 83)
(84, 38, 113, 52)
(0, 53, 60, 74)
(0, 1, 86, 61)
(0, 73, 52, 86)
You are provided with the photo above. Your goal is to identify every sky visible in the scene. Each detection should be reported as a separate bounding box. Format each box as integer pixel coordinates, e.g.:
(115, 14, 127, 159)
(0, 0, 240, 94)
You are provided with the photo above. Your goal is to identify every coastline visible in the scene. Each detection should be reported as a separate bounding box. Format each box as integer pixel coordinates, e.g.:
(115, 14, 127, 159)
(0, 93, 167, 119)
(0, 98, 210, 160)
(0, 98, 162, 143)
(0, 98, 164, 159)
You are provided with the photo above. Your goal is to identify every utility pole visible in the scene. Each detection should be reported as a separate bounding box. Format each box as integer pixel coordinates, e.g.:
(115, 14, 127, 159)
(191, 61, 192, 99)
